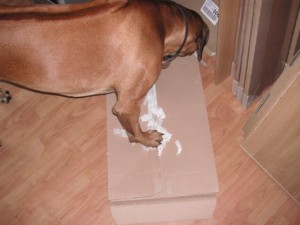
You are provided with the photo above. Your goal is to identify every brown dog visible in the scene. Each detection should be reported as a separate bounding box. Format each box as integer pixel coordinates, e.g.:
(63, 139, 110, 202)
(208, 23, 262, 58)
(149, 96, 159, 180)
(0, 0, 208, 147)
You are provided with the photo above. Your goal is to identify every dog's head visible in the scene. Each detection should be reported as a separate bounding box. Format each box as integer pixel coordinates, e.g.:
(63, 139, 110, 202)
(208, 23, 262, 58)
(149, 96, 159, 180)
(161, 1, 209, 63)
(183, 9, 209, 62)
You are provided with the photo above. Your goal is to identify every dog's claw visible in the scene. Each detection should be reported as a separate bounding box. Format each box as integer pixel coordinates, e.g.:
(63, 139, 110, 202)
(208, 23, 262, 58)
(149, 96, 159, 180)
(0, 89, 12, 104)
(131, 130, 164, 147)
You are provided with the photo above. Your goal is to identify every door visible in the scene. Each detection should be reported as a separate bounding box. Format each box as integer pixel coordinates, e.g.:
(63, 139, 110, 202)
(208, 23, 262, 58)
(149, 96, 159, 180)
(230, 0, 299, 108)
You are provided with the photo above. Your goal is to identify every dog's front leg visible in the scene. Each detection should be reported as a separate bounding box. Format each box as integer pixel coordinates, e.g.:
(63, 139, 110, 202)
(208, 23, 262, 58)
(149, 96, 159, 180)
(113, 97, 163, 147)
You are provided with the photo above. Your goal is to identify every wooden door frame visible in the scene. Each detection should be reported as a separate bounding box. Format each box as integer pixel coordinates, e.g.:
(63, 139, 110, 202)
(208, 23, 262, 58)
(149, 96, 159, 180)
(217, 0, 300, 108)
(215, 0, 241, 84)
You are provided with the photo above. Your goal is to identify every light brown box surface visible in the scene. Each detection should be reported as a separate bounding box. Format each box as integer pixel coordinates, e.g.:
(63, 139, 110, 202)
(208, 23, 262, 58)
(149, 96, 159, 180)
(106, 56, 219, 224)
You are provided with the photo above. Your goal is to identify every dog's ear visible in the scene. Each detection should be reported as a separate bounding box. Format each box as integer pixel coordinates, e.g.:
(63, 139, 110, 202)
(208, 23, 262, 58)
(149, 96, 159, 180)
(196, 22, 209, 61)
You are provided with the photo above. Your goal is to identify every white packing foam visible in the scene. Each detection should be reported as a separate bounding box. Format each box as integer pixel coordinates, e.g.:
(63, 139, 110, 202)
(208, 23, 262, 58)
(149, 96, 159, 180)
(140, 85, 175, 156)
(113, 128, 128, 138)
(114, 85, 183, 156)
(175, 140, 183, 155)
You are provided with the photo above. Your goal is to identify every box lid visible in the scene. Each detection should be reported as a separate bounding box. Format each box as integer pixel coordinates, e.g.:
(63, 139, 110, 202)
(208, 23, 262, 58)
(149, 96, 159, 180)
(106, 56, 219, 202)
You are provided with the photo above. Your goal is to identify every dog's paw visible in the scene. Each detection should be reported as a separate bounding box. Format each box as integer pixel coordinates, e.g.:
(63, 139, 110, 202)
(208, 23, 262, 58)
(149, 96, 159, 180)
(0, 89, 12, 104)
(130, 130, 164, 147)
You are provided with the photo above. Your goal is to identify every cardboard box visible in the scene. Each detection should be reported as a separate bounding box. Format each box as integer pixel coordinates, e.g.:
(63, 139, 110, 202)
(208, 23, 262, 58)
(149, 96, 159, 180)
(106, 55, 219, 224)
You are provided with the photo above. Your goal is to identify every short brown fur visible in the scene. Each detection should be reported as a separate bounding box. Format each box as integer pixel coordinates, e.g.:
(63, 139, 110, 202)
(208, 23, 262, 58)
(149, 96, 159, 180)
(0, 0, 208, 147)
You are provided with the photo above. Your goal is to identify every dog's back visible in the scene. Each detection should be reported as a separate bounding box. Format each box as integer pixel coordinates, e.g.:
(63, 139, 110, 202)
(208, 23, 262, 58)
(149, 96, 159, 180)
(0, 0, 210, 147)
(0, 0, 163, 97)
(0, 0, 126, 14)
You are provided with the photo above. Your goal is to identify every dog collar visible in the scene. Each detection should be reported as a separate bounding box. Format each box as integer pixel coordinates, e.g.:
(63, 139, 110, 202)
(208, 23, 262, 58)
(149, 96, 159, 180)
(162, 2, 189, 62)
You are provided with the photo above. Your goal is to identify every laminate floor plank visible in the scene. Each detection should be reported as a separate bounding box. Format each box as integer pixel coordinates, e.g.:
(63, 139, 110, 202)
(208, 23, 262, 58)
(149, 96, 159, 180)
(0, 1, 299, 224)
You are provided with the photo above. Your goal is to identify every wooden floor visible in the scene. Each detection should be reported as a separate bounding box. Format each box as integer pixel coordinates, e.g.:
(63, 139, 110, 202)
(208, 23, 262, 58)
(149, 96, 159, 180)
(1, 1, 300, 225)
